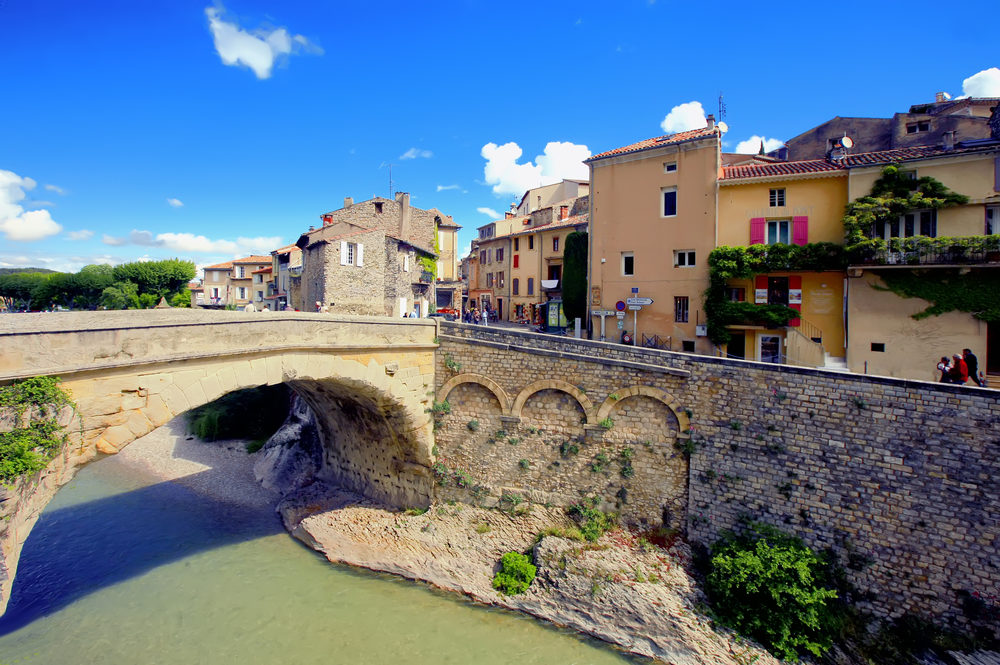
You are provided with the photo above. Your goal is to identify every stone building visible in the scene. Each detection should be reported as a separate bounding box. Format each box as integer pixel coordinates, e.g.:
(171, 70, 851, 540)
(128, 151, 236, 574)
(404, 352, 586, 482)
(296, 193, 454, 317)
(268, 244, 302, 311)
(198, 255, 272, 308)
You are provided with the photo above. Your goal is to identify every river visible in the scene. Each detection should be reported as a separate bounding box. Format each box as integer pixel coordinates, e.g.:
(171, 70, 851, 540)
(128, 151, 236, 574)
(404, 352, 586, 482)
(0, 426, 638, 665)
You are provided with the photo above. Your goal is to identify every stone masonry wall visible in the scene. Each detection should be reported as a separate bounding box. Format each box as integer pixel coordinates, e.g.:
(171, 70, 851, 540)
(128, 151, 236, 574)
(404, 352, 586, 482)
(433, 322, 1000, 634)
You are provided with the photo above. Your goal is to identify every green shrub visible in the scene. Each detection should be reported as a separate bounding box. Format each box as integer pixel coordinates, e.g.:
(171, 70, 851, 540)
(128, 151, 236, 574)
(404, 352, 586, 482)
(706, 522, 838, 661)
(598, 417, 614, 430)
(467, 419, 480, 431)
(567, 497, 618, 542)
(518, 458, 530, 470)
(0, 420, 67, 483)
(492, 552, 536, 595)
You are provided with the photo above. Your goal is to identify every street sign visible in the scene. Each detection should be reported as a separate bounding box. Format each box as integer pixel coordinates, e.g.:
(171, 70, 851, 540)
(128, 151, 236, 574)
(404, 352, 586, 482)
(626, 297, 653, 306)
(592, 309, 616, 316)
(616, 311, 625, 319)
(615, 300, 626, 311)
(627, 304, 643, 311)
(631, 287, 639, 294)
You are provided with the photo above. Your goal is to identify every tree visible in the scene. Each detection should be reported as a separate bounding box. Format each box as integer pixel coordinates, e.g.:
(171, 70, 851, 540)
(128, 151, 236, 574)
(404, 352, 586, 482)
(99, 281, 140, 310)
(0, 272, 50, 311)
(112, 259, 195, 301)
(562, 231, 588, 322)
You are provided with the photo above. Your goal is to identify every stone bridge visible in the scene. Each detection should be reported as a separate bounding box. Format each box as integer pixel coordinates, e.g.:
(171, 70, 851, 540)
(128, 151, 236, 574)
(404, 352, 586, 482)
(1, 313, 998, 636)
(0, 309, 438, 613)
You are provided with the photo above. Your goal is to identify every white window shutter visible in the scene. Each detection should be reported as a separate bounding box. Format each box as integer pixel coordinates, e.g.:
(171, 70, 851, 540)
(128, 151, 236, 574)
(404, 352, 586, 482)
(340, 241, 348, 265)
(404, 255, 409, 272)
(357, 243, 364, 266)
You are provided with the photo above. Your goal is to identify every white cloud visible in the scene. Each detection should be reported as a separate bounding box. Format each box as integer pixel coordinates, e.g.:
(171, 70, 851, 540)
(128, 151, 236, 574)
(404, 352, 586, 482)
(44, 184, 66, 195)
(476, 207, 501, 219)
(481, 140, 591, 197)
(436, 184, 465, 192)
(400, 148, 433, 160)
(0, 169, 63, 242)
(66, 229, 94, 241)
(205, 5, 322, 80)
(459, 243, 471, 258)
(962, 67, 1000, 97)
(733, 135, 785, 154)
(660, 101, 707, 134)
(167, 197, 184, 207)
(102, 229, 283, 255)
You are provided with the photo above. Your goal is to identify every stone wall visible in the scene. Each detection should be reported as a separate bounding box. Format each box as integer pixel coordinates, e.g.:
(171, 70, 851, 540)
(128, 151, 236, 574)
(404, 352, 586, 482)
(433, 322, 1000, 634)
(302, 229, 387, 315)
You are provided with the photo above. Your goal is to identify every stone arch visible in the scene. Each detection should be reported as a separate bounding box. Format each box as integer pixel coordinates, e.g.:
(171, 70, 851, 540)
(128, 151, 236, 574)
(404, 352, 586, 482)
(436, 373, 511, 415)
(68, 351, 435, 508)
(596, 385, 688, 432)
(511, 379, 595, 423)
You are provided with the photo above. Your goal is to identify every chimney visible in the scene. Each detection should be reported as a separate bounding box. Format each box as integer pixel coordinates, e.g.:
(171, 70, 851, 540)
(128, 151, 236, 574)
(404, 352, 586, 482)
(505, 211, 514, 219)
(344, 197, 353, 208)
(706, 114, 716, 129)
(943, 131, 955, 151)
(396, 192, 411, 241)
(321, 213, 334, 226)
(935, 91, 947, 103)
(560, 205, 568, 220)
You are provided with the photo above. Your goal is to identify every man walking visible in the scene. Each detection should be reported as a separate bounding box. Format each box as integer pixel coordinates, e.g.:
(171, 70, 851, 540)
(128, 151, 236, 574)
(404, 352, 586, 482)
(963, 348, 983, 387)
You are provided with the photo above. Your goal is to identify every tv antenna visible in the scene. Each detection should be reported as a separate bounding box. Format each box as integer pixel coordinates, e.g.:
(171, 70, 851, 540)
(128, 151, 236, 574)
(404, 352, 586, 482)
(379, 162, 395, 198)
(718, 92, 727, 122)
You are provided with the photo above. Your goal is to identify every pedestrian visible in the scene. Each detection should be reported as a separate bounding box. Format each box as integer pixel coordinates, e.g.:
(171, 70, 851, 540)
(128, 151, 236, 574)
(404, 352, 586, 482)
(936, 356, 950, 382)
(408, 307, 417, 318)
(481, 308, 488, 326)
(315, 301, 322, 313)
(963, 349, 983, 387)
(260, 304, 270, 313)
(947, 353, 969, 384)
(244, 301, 256, 312)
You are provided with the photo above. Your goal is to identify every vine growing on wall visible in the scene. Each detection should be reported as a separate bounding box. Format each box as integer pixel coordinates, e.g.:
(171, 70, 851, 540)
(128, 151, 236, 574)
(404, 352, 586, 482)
(842, 165, 969, 246)
(873, 269, 1000, 322)
(0, 377, 75, 484)
(418, 230, 440, 279)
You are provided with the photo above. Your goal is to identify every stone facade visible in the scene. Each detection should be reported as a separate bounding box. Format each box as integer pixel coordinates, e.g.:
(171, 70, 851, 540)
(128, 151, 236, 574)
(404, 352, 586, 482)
(433, 322, 1000, 635)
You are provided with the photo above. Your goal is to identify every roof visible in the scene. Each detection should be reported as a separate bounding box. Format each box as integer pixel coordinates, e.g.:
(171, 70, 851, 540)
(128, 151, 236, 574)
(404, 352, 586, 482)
(203, 260, 233, 270)
(721, 141, 1000, 182)
(232, 255, 272, 264)
(511, 213, 589, 237)
(252, 266, 272, 274)
(588, 126, 719, 162)
(272, 244, 299, 255)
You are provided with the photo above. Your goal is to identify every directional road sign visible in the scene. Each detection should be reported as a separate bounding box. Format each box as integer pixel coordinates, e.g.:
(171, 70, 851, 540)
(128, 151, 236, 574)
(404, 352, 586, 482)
(626, 297, 653, 306)
(627, 305, 644, 311)
(592, 310, 617, 316)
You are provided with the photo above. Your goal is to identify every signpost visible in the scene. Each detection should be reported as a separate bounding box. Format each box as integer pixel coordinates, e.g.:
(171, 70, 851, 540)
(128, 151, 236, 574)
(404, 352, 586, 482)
(591, 309, 618, 341)
(623, 293, 653, 344)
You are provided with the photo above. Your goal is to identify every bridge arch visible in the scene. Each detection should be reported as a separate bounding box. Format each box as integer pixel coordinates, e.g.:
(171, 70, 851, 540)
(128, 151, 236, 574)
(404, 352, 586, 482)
(510, 379, 595, 423)
(65, 351, 435, 508)
(595, 385, 689, 432)
(435, 373, 512, 415)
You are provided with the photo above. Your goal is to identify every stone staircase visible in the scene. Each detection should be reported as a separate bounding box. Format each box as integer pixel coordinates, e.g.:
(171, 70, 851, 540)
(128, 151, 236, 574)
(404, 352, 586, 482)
(823, 353, 849, 372)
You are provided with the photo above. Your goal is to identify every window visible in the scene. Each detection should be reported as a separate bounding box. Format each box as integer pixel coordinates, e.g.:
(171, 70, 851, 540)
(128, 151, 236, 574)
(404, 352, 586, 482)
(527, 277, 534, 295)
(674, 296, 689, 323)
(514, 238, 519, 251)
(987, 206, 999, 235)
(548, 265, 561, 281)
(552, 236, 559, 252)
(906, 120, 930, 134)
(871, 343, 886, 352)
(663, 161, 677, 173)
(512, 278, 519, 295)
(682, 340, 695, 353)
(496, 248, 504, 263)
(874, 209, 936, 238)
(211, 287, 220, 299)
(374, 201, 384, 213)
(486, 273, 494, 287)
(661, 187, 677, 217)
(403, 255, 409, 272)
(346, 243, 356, 265)
(212, 271, 220, 282)
(726, 287, 746, 302)
(559, 206, 568, 220)
(769, 189, 786, 207)
(674, 250, 696, 267)
(256, 290, 263, 301)
(497, 271, 505, 288)
(622, 251, 634, 276)
(767, 220, 790, 245)
(528, 235, 534, 250)
(479, 250, 486, 264)
(513, 254, 519, 268)
(237, 287, 247, 299)
(237, 266, 246, 278)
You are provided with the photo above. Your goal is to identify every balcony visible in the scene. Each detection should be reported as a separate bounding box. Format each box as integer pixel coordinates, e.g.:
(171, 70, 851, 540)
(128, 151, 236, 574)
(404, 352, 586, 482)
(417, 270, 434, 284)
(848, 236, 1000, 267)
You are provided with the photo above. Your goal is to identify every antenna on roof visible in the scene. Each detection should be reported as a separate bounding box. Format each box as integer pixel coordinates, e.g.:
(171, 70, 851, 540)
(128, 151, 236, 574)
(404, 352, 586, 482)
(379, 162, 395, 198)
(718, 92, 727, 122)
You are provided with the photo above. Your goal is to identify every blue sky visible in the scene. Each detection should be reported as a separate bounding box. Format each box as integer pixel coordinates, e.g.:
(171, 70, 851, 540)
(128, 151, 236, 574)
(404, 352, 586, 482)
(2, 0, 998, 275)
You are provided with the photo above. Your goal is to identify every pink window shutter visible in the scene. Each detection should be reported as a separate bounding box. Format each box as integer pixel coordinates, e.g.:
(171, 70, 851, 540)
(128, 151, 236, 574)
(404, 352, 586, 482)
(749, 217, 765, 245)
(792, 216, 809, 245)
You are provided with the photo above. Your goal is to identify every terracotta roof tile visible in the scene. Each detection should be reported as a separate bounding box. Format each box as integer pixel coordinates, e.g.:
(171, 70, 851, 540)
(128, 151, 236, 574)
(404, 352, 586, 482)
(252, 266, 272, 274)
(588, 127, 719, 161)
(204, 261, 233, 270)
(722, 159, 845, 180)
(232, 255, 273, 264)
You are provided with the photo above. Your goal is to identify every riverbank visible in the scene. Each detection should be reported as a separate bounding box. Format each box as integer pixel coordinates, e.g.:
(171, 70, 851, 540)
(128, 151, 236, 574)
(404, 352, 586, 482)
(115, 422, 776, 665)
(279, 482, 779, 665)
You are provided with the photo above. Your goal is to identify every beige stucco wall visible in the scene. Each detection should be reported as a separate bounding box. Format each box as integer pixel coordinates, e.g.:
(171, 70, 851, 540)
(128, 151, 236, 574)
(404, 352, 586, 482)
(846, 271, 988, 380)
(589, 136, 719, 350)
(437, 226, 459, 281)
(718, 175, 848, 245)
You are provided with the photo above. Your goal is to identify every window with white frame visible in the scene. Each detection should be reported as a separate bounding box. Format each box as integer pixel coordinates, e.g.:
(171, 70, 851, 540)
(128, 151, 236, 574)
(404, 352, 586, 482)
(986, 206, 999, 235)
(906, 120, 930, 134)
(769, 188, 786, 207)
(673, 250, 696, 267)
(767, 220, 790, 245)
(622, 251, 634, 276)
(340, 241, 363, 266)
(403, 255, 409, 272)
(663, 161, 677, 173)
(874, 209, 936, 239)
(237, 266, 246, 278)
(661, 187, 677, 217)
(237, 287, 247, 299)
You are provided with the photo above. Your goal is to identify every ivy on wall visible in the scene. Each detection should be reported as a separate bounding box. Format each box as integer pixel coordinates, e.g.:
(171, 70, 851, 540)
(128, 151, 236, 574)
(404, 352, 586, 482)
(417, 230, 441, 279)
(0, 377, 75, 484)
(874, 269, 1000, 322)
(842, 165, 968, 246)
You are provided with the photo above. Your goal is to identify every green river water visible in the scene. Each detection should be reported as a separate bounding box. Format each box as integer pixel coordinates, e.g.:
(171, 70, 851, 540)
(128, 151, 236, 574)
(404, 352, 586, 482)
(0, 445, 637, 665)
